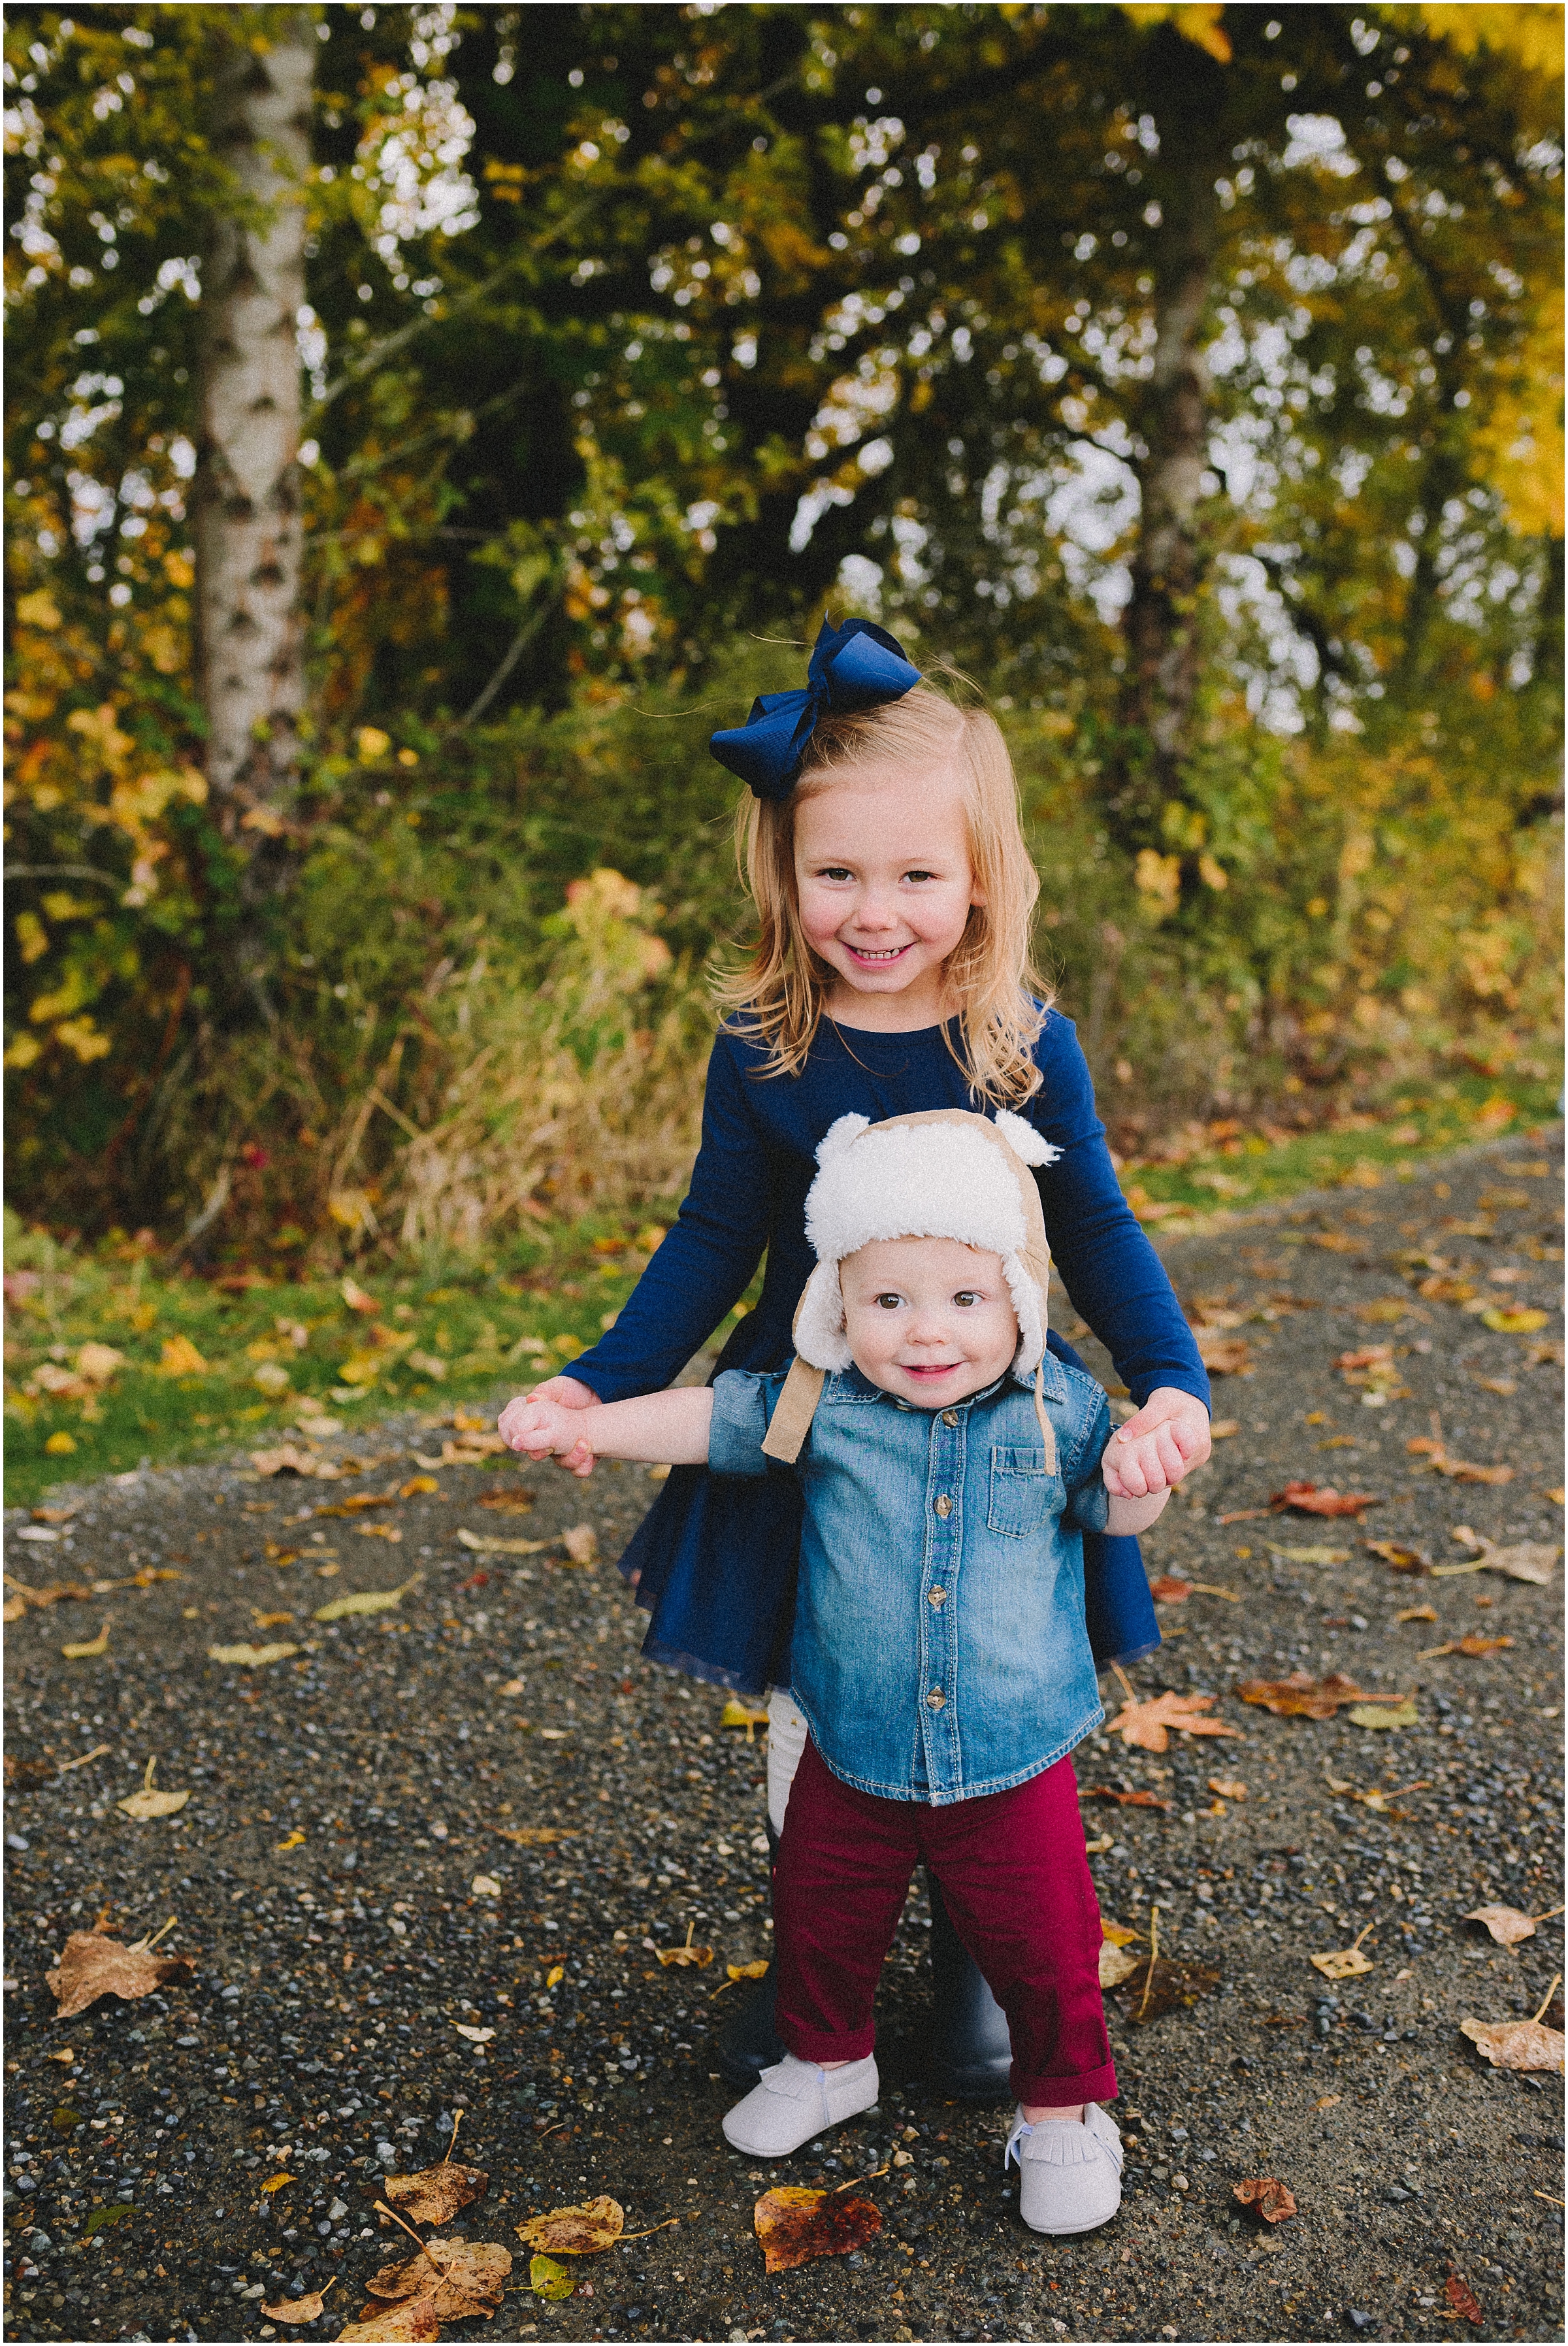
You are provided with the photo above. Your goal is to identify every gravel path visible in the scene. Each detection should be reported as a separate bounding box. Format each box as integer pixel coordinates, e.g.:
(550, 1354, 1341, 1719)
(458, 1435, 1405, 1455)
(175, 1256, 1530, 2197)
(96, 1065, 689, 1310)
(3, 1132, 1562, 2346)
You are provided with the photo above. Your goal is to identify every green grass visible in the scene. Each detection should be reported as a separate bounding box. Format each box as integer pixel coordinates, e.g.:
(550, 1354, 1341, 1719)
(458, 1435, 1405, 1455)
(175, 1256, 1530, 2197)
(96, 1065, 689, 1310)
(1120, 1070, 1561, 1221)
(5, 1068, 1560, 1509)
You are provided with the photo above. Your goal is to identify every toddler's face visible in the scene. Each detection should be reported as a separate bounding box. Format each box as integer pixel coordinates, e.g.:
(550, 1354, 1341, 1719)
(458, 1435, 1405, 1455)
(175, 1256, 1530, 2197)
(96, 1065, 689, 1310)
(839, 1236, 1019, 1408)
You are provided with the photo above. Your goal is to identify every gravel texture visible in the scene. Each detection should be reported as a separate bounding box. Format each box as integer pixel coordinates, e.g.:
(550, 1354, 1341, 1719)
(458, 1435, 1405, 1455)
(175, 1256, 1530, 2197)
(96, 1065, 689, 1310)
(3, 1132, 1563, 2345)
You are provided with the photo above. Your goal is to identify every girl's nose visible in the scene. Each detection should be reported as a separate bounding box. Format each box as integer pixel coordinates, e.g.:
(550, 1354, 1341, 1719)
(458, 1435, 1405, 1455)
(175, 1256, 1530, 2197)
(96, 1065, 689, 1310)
(851, 889, 898, 931)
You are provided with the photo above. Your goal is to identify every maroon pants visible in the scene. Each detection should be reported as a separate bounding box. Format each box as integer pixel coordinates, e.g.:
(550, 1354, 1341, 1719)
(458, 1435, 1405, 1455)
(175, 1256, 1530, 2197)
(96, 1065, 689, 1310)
(774, 1739, 1117, 2107)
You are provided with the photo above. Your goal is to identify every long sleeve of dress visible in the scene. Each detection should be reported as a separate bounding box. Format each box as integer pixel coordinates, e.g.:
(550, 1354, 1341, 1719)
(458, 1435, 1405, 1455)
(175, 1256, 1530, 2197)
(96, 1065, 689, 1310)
(569, 1034, 773, 1403)
(1032, 1019, 1210, 1413)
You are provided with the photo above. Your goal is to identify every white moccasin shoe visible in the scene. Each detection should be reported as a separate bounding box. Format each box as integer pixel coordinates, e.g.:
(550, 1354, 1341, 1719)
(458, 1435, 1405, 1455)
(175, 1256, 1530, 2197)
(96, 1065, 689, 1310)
(1005, 2101, 1123, 2236)
(720, 2051, 880, 2158)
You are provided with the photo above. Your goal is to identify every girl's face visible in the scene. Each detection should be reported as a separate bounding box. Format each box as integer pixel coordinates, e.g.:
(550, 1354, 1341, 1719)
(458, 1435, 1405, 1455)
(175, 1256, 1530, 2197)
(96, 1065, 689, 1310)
(840, 1236, 1018, 1407)
(792, 760, 984, 1028)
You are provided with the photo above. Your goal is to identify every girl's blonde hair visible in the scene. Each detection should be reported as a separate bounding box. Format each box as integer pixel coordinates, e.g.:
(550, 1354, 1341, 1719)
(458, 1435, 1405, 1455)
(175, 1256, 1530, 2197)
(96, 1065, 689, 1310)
(715, 678, 1050, 1104)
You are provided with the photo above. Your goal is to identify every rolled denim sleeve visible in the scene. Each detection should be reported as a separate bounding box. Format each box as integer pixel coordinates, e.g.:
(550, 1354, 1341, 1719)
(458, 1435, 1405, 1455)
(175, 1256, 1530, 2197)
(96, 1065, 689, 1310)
(1064, 1387, 1113, 1533)
(708, 1369, 776, 1479)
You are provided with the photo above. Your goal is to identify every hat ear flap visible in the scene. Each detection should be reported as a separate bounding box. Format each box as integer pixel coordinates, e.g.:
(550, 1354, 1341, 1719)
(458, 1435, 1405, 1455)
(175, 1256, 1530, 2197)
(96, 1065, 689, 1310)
(792, 1261, 854, 1373)
(815, 1112, 870, 1168)
(994, 1108, 1060, 1168)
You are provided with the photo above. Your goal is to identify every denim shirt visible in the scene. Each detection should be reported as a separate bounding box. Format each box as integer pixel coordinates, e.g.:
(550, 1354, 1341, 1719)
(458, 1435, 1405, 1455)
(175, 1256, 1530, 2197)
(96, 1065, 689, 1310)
(710, 1355, 1113, 1806)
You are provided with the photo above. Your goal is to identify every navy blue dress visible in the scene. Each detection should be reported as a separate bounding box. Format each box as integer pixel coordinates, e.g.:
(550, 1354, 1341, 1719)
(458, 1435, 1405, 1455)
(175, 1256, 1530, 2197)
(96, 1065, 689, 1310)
(570, 1011, 1210, 1694)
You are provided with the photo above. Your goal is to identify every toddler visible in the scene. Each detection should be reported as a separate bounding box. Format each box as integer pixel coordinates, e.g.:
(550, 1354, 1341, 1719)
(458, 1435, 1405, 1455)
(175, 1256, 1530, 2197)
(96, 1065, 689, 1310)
(504, 1108, 1168, 2236)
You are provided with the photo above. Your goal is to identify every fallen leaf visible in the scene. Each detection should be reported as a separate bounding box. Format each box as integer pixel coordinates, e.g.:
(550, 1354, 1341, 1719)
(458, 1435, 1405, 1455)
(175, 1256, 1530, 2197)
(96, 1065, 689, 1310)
(656, 1923, 713, 1969)
(399, 1475, 440, 1498)
(1195, 1332, 1254, 1376)
(47, 1927, 193, 2017)
(1365, 1540, 1429, 1574)
(1395, 1601, 1440, 1624)
(497, 1826, 575, 1847)
(384, 2160, 489, 2227)
(74, 1341, 126, 1383)
(720, 1698, 771, 1739)
(82, 2202, 136, 2236)
(442, 1430, 508, 1459)
(530, 2252, 576, 2301)
(29, 1503, 82, 1525)
(1099, 1941, 1142, 1988)
(357, 1522, 404, 1541)
(1347, 1698, 1419, 1728)
(342, 1277, 378, 1313)
(755, 2185, 883, 2274)
(314, 1491, 398, 1516)
(158, 1334, 208, 1377)
(61, 1620, 111, 1659)
(1310, 1232, 1365, 1253)
(1460, 2015, 1565, 2073)
(1406, 1436, 1514, 1484)
(546, 1964, 564, 1987)
(1418, 1636, 1512, 1659)
(517, 2196, 625, 2255)
(1149, 1576, 1192, 1602)
(1210, 1419, 1241, 1438)
(251, 1444, 342, 1479)
(561, 1523, 599, 1564)
(1463, 1903, 1563, 1948)
(1111, 1957, 1222, 2024)
(477, 1486, 536, 1513)
(276, 1828, 306, 1851)
(1080, 1785, 1173, 1811)
(337, 2307, 442, 2343)
(261, 2286, 332, 2324)
(1313, 2094, 1341, 2111)
(1445, 2272, 1483, 2325)
(455, 2023, 496, 2043)
(1233, 2177, 1297, 2224)
(1480, 1305, 1549, 1334)
(1310, 1939, 1375, 1980)
(261, 2171, 295, 2193)
(314, 1574, 421, 1623)
(1271, 1483, 1382, 1517)
(252, 1609, 295, 1628)
(456, 1528, 551, 1556)
(1100, 1920, 1142, 1946)
(1107, 1690, 1242, 1753)
(116, 1757, 189, 1821)
(1269, 1544, 1352, 1566)
(1355, 1299, 1409, 1325)
(725, 1959, 770, 1983)
(1237, 1671, 1403, 1721)
(207, 1641, 299, 1666)
(470, 1875, 502, 1898)
(365, 2235, 511, 2321)
(1208, 1777, 1247, 1800)
(1431, 1534, 1560, 1585)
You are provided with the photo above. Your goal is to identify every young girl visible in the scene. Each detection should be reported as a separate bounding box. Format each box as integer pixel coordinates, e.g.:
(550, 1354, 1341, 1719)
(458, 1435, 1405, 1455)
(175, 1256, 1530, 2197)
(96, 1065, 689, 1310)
(506, 619, 1211, 2091)
(506, 1108, 1167, 2235)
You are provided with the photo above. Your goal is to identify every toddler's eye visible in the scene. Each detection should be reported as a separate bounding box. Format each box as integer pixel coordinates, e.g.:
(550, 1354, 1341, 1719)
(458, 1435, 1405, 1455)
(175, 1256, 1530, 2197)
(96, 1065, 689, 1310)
(875, 1293, 903, 1311)
(817, 865, 854, 882)
(953, 1291, 981, 1308)
(903, 867, 937, 884)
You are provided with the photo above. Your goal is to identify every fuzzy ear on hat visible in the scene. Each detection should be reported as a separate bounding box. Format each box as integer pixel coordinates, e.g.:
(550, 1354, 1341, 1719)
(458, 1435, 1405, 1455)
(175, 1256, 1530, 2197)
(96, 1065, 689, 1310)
(993, 1108, 1058, 1168)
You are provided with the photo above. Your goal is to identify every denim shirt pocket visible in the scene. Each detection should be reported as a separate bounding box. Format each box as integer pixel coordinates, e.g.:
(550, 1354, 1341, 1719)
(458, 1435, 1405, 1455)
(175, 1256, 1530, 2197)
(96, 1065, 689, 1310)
(987, 1444, 1060, 1538)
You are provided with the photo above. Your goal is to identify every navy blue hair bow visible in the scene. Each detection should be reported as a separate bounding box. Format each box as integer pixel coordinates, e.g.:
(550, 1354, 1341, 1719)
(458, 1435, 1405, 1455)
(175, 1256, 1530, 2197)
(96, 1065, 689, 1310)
(708, 617, 922, 800)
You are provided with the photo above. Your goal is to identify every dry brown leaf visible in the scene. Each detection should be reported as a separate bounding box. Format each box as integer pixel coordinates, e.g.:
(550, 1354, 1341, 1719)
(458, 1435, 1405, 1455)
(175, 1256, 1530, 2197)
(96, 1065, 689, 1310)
(517, 2195, 625, 2255)
(116, 1757, 189, 1821)
(1395, 1604, 1439, 1624)
(1309, 1920, 1377, 1980)
(1107, 1690, 1241, 1753)
(1460, 2015, 1565, 2073)
(656, 1923, 713, 1969)
(561, 1523, 599, 1564)
(1112, 1956, 1222, 2024)
(755, 2185, 882, 2275)
(1445, 2272, 1484, 2325)
(314, 1491, 398, 1517)
(31, 1502, 82, 1525)
(1463, 1904, 1563, 1948)
(455, 2022, 495, 2042)
(339, 2307, 442, 2343)
(497, 1825, 575, 1847)
(1365, 1540, 1430, 1574)
(384, 2161, 489, 2226)
(456, 1528, 551, 1557)
(1432, 1534, 1560, 1585)
(208, 1640, 299, 1666)
(1080, 1785, 1173, 1811)
(1406, 1436, 1514, 1484)
(1237, 1670, 1401, 1721)
(1195, 1332, 1254, 1376)
(366, 2236, 511, 2321)
(1233, 2177, 1297, 2224)
(1098, 1941, 1142, 1988)
(1419, 1635, 1514, 1659)
(477, 1486, 536, 1513)
(47, 1928, 193, 2018)
(1209, 1777, 1247, 1800)
(399, 1475, 439, 1498)
(261, 2285, 332, 2324)
(1149, 1576, 1192, 1602)
(1271, 1482, 1382, 1517)
(314, 1574, 421, 1623)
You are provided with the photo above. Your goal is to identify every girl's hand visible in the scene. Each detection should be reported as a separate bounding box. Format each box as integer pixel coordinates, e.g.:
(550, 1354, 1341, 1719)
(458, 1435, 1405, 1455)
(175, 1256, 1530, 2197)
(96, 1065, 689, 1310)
(1100, 1386, 1211, 1501)
(498, 1375, 600, 1477)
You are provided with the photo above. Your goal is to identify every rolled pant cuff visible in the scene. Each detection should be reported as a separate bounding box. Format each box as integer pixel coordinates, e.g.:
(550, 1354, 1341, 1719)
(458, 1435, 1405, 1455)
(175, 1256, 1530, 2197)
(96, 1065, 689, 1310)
(779, 2021, 877, 2066)
(1012, 2059, 1118, 2107)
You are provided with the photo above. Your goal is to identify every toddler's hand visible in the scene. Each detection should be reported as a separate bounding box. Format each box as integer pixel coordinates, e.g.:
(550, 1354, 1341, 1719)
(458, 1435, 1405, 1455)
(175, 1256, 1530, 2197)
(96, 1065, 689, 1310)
(498, 1376, 600, 1478)
(1100, 1385, 1211, 1500)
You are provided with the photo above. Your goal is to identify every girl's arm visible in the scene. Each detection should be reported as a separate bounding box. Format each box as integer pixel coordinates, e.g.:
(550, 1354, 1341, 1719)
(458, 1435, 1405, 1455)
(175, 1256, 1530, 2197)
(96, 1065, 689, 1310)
(1031, 1014, 1211, 1493)
(559, 1031, 776, 1404)
(500, 1385, 715, 1476)
(1104, 1486, 1170, 1538)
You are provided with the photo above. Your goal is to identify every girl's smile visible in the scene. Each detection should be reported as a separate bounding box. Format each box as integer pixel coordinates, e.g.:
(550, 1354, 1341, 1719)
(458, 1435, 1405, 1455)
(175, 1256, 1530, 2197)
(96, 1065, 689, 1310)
(793, 761, 985, 1031)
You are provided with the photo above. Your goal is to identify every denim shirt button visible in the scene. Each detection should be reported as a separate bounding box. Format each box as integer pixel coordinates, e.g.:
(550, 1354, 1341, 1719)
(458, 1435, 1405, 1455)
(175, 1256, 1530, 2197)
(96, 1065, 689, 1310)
(941, 1409, 959, 1427)
(934, 1493, 953, 1519)
(926, 1689, 947, 1711)
(927, 1586, 947, 1609)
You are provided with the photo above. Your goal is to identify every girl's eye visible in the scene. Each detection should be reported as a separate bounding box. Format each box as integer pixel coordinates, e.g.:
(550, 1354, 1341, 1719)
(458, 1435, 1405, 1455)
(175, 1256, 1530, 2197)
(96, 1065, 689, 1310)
(953, 1291, 981, 1308)
(816, 865, 855, 882)
(875, 1293, 903, 1311)
(902, 868, 937, 884)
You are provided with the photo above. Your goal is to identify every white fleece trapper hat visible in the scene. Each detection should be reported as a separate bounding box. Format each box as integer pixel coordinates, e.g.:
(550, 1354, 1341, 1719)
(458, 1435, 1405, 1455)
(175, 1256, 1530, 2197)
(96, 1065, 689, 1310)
(794, 1106, 1060, 1385)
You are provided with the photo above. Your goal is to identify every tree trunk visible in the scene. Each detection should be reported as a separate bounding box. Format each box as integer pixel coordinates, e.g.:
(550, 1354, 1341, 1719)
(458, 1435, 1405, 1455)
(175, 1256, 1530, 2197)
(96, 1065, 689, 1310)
(1111, 31, 1228, 853)
(193, 8, 313, 828)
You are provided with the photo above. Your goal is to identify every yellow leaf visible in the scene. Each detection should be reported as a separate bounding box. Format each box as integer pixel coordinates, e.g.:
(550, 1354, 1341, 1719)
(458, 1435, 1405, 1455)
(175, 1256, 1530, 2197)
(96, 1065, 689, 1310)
(276, 1829, 306, 1851)
(518, 2196, 625, 2255)
(207, 1640, 299, 1666)
(261, 2171, 295, 2194)
(546, 1964, 564, 1988)
(529, 2252, 576, 2301)
(15, 911, 49, 964)
(116, 1757, 190, 1821)
(337, 1352, 381, 1386)
(159, 1334, 209, 1377)
(314, 1573, 420, 1622)
(61, 1621, 111, 1660)
(16, 589, 62, 629)
(1480, 1306, 1549, 1334)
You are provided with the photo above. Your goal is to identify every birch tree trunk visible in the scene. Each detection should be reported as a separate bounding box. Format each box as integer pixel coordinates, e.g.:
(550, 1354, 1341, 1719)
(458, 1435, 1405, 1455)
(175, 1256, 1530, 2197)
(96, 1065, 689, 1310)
(193, 8, 313, 831)
(1112, 30, 1228, 854)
